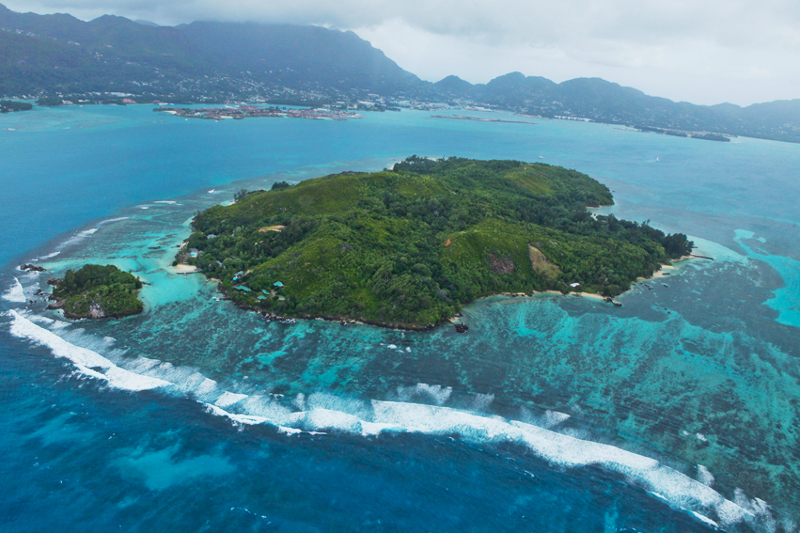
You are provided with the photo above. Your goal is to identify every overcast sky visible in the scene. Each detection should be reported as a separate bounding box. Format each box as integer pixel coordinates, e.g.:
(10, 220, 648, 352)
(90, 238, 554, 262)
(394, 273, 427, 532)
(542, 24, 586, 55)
(5, 0, 800, 106)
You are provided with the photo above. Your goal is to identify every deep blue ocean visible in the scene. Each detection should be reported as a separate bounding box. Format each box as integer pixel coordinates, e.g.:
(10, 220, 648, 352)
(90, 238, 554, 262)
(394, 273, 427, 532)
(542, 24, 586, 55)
(1, 105, 799, 532)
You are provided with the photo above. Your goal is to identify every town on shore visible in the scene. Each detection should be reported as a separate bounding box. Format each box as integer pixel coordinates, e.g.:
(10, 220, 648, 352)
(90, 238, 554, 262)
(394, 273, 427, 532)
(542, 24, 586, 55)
(156, 105, 363, 121)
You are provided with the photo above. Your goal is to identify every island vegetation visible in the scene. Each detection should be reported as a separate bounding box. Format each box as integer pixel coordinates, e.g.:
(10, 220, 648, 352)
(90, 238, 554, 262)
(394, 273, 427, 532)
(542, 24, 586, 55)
(155, 105, 362, 121)
(637, 125, 731, 142)
(180, 157, 692, 329)
(47, 264, 144, 319)
(0, 99, 32, 113)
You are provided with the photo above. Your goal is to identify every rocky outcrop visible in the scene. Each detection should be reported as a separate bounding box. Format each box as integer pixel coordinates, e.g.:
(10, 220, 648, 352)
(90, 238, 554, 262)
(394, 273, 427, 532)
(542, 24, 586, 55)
(488, 253, 515, 274)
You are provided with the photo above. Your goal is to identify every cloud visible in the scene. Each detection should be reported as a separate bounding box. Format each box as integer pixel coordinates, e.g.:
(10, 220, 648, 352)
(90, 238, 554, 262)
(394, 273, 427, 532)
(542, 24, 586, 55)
(4, 0, 800, 105)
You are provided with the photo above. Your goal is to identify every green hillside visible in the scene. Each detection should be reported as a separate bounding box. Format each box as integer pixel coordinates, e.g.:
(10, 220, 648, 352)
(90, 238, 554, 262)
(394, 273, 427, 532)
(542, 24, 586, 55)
(182, 157, 692, 328)
(49, 264, 144, 319)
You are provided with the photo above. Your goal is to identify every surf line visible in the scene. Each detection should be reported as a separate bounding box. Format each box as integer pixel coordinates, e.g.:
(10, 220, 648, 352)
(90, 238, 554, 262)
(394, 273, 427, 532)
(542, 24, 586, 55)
(5, 308, 763, 530)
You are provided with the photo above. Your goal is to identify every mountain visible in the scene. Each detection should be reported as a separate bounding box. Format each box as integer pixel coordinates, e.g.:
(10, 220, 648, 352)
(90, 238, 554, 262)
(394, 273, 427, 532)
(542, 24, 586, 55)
(177, 22, 422, 96)
(433, 75, 473, 96)
(1, 3, 799, 142)
(434, 72, 800, 143)
(0, 3, 429, 99)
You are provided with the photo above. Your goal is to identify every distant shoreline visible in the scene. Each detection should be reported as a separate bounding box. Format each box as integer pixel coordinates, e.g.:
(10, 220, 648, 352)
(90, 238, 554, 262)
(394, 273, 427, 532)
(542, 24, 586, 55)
(431, 115, 536, 125)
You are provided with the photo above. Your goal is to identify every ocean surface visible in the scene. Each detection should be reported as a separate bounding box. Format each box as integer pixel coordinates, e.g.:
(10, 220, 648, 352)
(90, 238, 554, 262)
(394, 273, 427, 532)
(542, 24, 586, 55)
(1, 105, 799, 532)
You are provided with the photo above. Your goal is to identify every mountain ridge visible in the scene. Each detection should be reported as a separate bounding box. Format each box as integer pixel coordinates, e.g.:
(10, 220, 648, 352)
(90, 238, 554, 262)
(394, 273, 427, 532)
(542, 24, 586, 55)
(1, 3, 799, 142)
(433, 72, 800, 142)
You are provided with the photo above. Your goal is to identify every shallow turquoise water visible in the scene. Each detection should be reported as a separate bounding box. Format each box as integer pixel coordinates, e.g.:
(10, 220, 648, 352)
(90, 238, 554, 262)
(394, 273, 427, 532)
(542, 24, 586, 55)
(2, 105, 799, 532)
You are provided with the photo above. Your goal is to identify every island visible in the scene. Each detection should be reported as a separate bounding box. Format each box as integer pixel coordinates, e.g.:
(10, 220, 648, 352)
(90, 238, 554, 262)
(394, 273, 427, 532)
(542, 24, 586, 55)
(179, 157, 693, 329)
(47, 264, 144, 319)
(636, 125, 731, 142)
(431, 115, 536, 125)
(156, 105, 362, 121)
(0, 100, 33, 113)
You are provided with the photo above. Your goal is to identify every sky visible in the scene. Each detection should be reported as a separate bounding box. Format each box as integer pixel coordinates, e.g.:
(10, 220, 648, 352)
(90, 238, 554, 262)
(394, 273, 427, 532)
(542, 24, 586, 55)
(4, 0, 800, 106)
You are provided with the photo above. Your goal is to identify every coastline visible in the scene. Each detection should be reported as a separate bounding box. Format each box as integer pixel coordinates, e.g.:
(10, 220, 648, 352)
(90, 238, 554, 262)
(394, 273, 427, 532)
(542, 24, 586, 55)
(431, 115, 537, 125)
(171, 263, 199, 274)
(167, 239, 697, 332)
(636, 254, 700, 283)
(210, 283, 627, 333)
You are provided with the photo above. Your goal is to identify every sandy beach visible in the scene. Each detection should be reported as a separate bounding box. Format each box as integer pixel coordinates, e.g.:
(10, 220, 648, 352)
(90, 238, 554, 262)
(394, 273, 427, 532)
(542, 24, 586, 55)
(171, 263, 199, 273)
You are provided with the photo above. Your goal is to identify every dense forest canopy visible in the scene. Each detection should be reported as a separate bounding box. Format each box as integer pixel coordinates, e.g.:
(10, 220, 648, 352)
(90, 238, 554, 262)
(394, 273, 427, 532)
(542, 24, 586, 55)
(0, 99, 32, 112)
(50, 264, 144, 319)
(183, 157, 692, 328)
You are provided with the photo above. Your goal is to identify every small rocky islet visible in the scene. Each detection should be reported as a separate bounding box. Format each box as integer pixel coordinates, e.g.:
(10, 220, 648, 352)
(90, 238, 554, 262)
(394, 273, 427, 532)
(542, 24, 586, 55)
(47, 264, 144, 319)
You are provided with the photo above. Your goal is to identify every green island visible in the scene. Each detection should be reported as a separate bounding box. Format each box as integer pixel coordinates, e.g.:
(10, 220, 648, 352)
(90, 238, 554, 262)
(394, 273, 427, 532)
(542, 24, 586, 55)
(47, 264, 144, 319)
(0, 99, 33, 113)
(181, 157, 693, 329)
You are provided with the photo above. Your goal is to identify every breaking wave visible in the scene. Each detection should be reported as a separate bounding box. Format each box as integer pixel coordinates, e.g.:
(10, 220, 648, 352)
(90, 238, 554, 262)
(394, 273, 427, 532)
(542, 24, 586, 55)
(52, 217, 129, 253)
(2, 277, 26, 303)
(4, 308, 772, 531)
(7, 310, 169, 391)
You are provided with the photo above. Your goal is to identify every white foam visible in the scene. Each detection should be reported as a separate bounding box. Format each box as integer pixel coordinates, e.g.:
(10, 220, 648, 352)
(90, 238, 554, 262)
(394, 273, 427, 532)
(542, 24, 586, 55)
(102, 217, 129, 224)
(734, 489, 778, 532)
(27, 314, 54, 325)
(154, 201, 177, 204)
(57, 227, 98, 250)
(215, 391, 248, 408)
(281, 400, 752, 528)
(305, 393, 374, 420)
(698, 465, 715, 487)
(139, 206, 150, 210)
(292, 408, 365, 433)
(2, 309, 760, 530)
(543, 409, 571, 428)
(471, 393, 495, 411)
(7, 310, 170, 391)
(396, 383, 452, 405)
(3, 277, 26, 303)
(119, 356, 162, 374)
(39, 251, 61, 260)
(194, 377, 219, 398)
(204, 403, 268, 425)
(54, 217, 129, 251)
(692, 511, 719, 528)
(236, 395, 295, 424)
